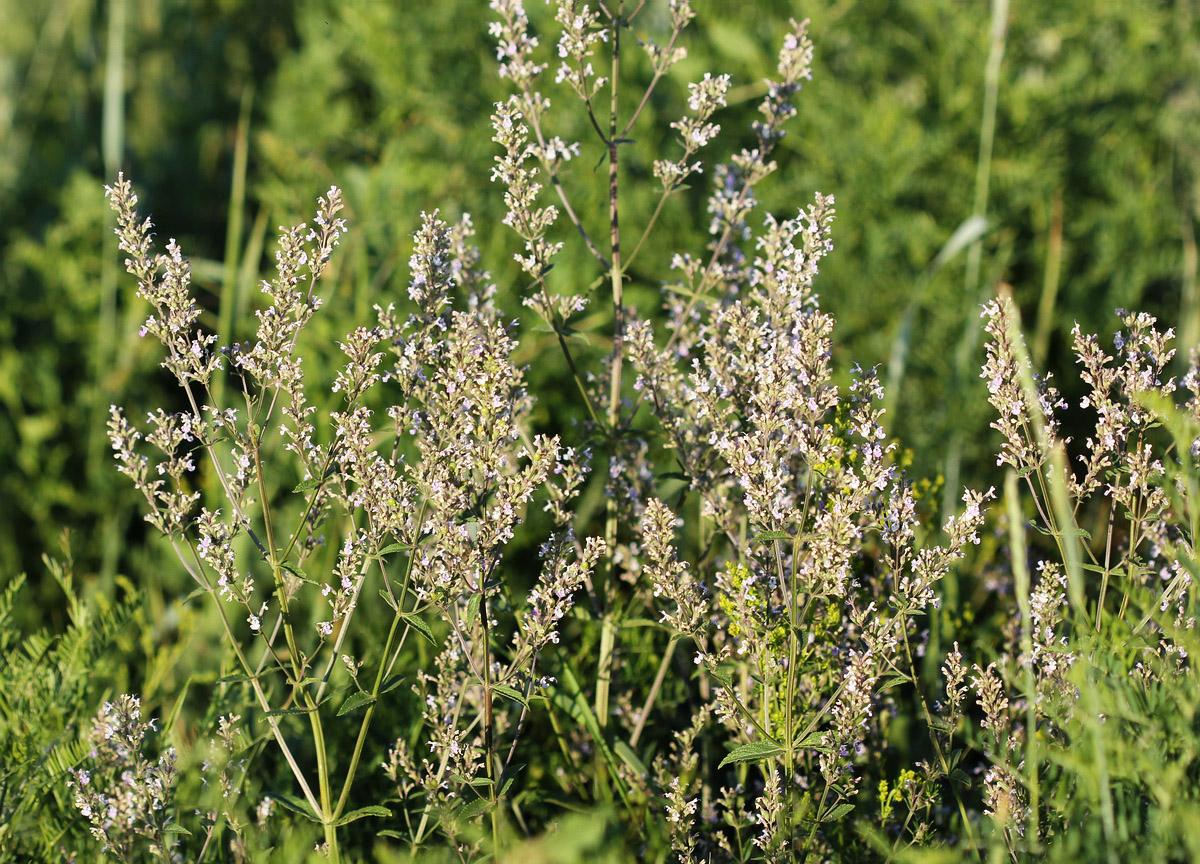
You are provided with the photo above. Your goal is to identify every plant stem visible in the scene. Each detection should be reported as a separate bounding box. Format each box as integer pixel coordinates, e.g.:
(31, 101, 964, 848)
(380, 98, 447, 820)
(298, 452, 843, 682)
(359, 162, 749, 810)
(900, 626, 981, 861)
(630, 636, 678, 748)
(250, 416, 340, 859)
(307, 702, 339, 863)
(596, 0, 625, 735)
(175, 540, 323, 816)
(213, 84, 253, 412)
(1005, 470, 1040, 848)
(480, 584, 501, 851)
(941, 0, 1008, 528)
(332, 517, 424, 817)
(333, 611, 405, 819)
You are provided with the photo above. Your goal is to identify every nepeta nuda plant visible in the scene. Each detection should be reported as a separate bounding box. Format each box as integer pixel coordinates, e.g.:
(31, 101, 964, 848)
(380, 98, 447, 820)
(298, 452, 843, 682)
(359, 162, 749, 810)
(104, 170, 604, 859)
(487, 1, 993, 859)
(68, 696, 178, 864)
(970, 294, 1200, 857)
(103, 2, 1200, 861)
(626, 198, 993, 859)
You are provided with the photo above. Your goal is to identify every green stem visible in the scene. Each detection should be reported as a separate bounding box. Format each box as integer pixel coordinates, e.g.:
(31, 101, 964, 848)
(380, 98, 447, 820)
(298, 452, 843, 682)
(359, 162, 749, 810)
(941, 0, 1008, 526)
(175, 540, 322, 816)
(799, 784, 830, 862)
(249, 415, 338, 859)
(252, 433, 304, 681)
(332, 503, 427, 818)
(333, 612, 405, 819)
(901, 625, 981, 860)
(1005, 471, 1040, 849)
(307, 701, 339, 862)
(596, 0, 625, 736)
(630, 636, 678, 748)
(214, 84, 253, 412)
(480, 586, 501, 851)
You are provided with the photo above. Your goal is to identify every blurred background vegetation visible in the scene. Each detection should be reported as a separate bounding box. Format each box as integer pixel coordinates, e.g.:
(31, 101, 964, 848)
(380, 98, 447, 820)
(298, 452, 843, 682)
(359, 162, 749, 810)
(5, 0, 1199, 600)
(1, 0, 1198, 856)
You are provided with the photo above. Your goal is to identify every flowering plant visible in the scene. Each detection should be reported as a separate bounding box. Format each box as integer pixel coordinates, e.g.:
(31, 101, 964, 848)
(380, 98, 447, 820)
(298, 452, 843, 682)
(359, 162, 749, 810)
(82, 2, 1200, 862)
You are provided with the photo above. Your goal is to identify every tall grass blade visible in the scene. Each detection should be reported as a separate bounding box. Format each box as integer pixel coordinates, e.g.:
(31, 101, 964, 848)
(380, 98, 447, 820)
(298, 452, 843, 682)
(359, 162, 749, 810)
(213, 84, 254, 411)
(941, 0, 1009, 524)
(885, 214, 987, 427)
(1032, 189, 1064, 368)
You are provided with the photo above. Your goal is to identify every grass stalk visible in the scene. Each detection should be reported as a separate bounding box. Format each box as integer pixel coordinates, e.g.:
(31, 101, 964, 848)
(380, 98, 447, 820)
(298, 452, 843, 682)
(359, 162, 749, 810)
(213, 85, 254, 412)
(999, 284, 1114, 861)
(630, 635, 678, 748)
(941, 0, 1009, 524)
(97, 0, 125, 386)
(1032, 189, 1064, 369)
(95, 0, 127, 588)
(175, 540, 323, 816)
(1181, 208, 1198, 362)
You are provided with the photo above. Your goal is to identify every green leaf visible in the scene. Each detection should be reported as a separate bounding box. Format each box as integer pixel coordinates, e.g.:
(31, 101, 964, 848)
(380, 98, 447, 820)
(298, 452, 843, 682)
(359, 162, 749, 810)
(794, 729, 830, 751)
(377, 542, 410, 556)
(552, 660, 630, 802)
(822, 802, 855, 822)
(458, 797, 492, 820)
(380, 674, 406, 695)
(182, 586, 208, 605)
(279, 561, 316, 584)
(498, 763, 524, 798)
(614, 740, 648, 778)
(709, 669, 734, 692)
(718, 740, 784, 769)
(263, 707, 311, 718)
(664, 281, 717, 306)
(337, 691, 376, 716)
(333, 805, 390, 827)
(162, 677, 193, 736)
(929, 215, 988, 272)
(293, 477, 323, 493)
(162, 823, 193, 835)
(492, 683, 527, 706)
(270, 792, 320, 822)
(400, 613, 436, 645)
(378, 830, 404, 840)
(751, 530, 792, 542)
(656, 471, 691, 482)
(465, 594, 481, 628)
(928, 716, 954, 735)
(876, 673, 912, 693)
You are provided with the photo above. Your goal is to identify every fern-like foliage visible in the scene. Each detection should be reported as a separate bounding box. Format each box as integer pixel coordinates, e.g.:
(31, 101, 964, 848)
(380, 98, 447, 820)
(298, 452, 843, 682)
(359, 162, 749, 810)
(0, 561, 136, 860)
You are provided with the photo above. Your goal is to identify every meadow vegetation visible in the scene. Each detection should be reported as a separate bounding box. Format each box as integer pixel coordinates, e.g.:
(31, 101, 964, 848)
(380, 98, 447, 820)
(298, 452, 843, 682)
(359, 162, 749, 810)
(1, 1, 1198, 862)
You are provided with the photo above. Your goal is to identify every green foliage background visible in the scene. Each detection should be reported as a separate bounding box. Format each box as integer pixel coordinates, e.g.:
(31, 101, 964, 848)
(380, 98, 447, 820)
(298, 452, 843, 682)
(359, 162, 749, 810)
(1, 0, 1198, 860)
